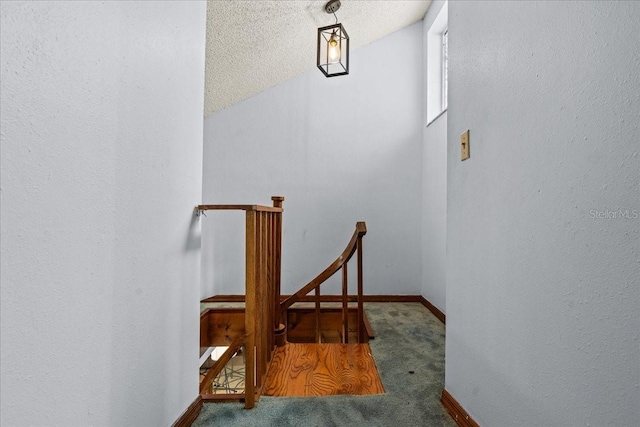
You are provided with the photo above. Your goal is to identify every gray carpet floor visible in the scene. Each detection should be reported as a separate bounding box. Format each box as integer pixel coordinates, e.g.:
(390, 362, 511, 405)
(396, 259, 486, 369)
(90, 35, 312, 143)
(193, 302, 456, 427)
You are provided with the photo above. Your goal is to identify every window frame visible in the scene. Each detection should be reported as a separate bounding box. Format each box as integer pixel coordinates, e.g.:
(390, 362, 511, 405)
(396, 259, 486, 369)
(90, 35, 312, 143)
(426, 1, 448, 126)
(442, 29, 448, 113)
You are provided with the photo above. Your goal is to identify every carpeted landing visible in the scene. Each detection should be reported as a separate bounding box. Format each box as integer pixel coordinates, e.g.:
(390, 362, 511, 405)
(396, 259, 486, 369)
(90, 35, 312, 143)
(192, 302, 456, 427)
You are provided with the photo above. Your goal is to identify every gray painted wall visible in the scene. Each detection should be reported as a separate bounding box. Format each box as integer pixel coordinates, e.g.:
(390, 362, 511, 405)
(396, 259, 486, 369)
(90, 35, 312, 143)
(446, 1, 640, 426)
(0, 2, 205, 425)
(422, 111, 447, 313)
(202, 22, 424, 298)
(422, 0, 448, 314)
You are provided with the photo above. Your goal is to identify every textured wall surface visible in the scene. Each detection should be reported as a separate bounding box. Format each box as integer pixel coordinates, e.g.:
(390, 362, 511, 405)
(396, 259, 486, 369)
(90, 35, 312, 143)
(446, 1, 640, 426)
(0, 2, 205, 425)
(202, 22, 423, 298)
(421, 0, 448, 314)
(204, 0, 430, 114)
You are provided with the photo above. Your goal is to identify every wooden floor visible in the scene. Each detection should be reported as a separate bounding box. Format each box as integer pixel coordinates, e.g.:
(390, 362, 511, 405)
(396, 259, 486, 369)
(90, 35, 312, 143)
(263, 343, 384, 397)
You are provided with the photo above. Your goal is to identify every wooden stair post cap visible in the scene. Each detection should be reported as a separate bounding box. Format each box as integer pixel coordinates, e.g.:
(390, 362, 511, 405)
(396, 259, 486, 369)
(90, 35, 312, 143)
(272, 196, 285, 208)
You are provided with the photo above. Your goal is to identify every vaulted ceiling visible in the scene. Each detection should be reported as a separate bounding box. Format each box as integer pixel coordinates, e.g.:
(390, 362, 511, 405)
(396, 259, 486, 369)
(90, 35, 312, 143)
(204, 0, 431, 116)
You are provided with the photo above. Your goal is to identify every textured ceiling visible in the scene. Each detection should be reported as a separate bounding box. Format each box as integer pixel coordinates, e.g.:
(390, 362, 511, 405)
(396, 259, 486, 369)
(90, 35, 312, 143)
(204, 0, 431, 116)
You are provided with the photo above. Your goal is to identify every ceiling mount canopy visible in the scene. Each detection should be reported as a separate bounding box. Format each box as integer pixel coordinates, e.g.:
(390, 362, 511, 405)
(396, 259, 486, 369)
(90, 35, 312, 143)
(324, 0, 341, 14)
(317, 0, 349, 78)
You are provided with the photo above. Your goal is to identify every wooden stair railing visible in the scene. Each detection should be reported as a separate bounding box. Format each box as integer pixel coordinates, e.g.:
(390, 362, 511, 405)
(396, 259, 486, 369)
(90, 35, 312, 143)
(199, 334, 245, 396)
(197, 196, 284, 409)
(281, 221, 367, 344)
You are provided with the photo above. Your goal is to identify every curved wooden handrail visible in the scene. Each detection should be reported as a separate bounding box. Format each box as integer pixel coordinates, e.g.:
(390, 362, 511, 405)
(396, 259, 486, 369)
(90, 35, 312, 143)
(281, 221, 366, 311)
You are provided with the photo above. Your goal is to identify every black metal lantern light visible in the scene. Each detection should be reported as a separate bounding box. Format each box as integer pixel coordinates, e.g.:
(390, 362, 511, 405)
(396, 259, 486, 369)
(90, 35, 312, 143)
(317, 0, 349, 77)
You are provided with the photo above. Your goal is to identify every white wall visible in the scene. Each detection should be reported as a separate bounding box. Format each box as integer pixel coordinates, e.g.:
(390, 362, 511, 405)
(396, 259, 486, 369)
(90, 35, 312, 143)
(202, 22, 423, 298)
(421, 0, 448, 314)
(0, 2, 206, 426)
(446, 2, 640, 426)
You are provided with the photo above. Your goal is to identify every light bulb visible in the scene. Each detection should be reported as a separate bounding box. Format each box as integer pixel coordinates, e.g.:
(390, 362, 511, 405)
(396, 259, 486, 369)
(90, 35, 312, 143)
(328, 33, 340, 64)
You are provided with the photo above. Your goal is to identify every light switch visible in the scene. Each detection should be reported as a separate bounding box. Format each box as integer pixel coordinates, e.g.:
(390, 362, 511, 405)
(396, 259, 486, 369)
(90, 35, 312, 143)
(461, 130, 470, 161)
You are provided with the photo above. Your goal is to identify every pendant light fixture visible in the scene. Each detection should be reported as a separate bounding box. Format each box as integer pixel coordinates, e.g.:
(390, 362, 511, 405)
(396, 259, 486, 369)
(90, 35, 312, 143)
(317, 0, 349, 77)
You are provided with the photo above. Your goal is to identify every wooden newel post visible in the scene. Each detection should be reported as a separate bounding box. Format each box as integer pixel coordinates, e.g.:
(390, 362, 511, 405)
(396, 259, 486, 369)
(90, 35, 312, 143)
(271, 196, 286, 346)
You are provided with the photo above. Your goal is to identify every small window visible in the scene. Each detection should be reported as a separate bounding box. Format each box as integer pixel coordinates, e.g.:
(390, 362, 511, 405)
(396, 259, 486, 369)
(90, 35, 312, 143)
(426, 1, 448, 125)
(442, 29, 448, 112)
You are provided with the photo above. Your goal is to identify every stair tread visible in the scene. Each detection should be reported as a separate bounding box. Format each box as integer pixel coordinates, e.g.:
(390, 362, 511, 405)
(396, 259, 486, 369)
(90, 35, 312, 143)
(263, 343, 384, 397)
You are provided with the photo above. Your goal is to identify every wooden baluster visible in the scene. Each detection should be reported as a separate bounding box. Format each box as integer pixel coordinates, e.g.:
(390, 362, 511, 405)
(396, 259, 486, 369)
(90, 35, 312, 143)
(256, 212, 268, 387)
(357, 235, 364, 343)
(315, 286, 321, 343)
(272, 196, 284, 331)
(255, 211, 262, 389)
(342, 264, 348, 344)
(269, 211, 276, 352)
(245, 210, 257, 409)
(267, 215, 271, 356)
(266, 212, 273, 359)
(262, 211, 269, 375)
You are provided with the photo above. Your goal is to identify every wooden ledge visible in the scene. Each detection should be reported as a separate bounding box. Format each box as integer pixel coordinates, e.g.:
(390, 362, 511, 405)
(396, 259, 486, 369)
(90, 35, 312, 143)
(202, 295, 446, 325)
(197, 204, 283, 213)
